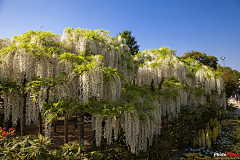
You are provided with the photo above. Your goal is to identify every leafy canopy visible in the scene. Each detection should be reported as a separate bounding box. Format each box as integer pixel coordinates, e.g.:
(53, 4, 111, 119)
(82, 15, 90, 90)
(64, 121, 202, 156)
(181, 51, 218, 69)
(216, 65, 240, 97)
(115, 30, 140, 56)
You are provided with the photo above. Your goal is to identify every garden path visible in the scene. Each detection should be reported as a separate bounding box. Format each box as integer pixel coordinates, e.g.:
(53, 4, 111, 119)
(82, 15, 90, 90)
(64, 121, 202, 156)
(228, 98, 240, 108)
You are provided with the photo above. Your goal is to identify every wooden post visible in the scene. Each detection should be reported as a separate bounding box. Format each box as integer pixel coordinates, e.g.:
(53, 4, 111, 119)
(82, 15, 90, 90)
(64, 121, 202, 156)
(64, 112, 68, 144)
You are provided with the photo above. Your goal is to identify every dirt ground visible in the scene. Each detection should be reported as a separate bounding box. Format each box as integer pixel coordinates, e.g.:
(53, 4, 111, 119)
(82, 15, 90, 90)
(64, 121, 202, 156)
(15, 116, 94, 151)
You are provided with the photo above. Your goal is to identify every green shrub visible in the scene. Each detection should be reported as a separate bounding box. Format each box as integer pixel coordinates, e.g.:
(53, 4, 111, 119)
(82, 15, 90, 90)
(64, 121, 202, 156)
(0, 134, 85, 160)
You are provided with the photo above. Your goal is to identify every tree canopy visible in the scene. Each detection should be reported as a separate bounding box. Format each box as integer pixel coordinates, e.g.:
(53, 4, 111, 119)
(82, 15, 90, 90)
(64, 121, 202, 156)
(181, 51, 218, 69)
(115, 30, 140, 55)
(216, 65, 240, 97)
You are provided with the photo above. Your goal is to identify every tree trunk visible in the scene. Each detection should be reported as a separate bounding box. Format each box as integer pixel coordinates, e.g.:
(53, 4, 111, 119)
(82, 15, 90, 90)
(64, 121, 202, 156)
(1, 100, 7, 129)
(2, 116, 4, 128)
(21, 75, 27, 137)
(21, 94, 27, 137)
(151, 79, 155, 92)
(52, 68, 56, 133)
(64, 113, 68, 144)
(53, 118, 56, 133)
(79, 111, 84, 144)
(20, 112, 25, 137)
(133, 73, 136, 85)
(39, 112, 42, 134)
(21, 97, 27, 137)
(2, 104, 8, 129)
(3, 120, 8, 129)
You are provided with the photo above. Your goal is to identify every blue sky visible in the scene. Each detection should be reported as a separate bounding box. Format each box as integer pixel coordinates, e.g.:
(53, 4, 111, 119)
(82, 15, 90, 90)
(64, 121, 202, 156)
(0, 0, 239, 71)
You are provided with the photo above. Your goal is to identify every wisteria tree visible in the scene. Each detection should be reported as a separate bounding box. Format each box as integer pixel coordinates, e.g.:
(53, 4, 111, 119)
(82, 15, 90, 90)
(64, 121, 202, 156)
(0, 27, 226, 154)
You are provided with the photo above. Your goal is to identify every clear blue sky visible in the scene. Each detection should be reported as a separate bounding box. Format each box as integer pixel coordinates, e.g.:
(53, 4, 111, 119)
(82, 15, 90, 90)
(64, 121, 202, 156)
(0, 0, 239, 71)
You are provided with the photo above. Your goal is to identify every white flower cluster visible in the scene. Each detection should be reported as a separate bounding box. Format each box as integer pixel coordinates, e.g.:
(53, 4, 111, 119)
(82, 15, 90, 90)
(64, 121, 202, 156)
(136, 49, 226, 108)
(26, 93, 39, 126)
(61, 28, 134, 83)
(45, 111, 52, 141)
(91, 99, 163, 154)
(94, 115, 103, 147)
(137, 55, 184, 87)
(0, 38, 13, 50)
(104, 116, 113, 145)
(3, 92, 23, 128)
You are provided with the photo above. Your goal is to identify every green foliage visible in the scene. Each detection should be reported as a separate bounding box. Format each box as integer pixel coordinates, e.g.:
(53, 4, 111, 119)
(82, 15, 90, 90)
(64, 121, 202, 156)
(186, 73, 195, 78)
(0, 134, 53, 160)
(145, 136, 173, 160)
(161, 78, 182, 100)
(43, 98, 80, 124)
(227, 119, 240, 153)
(182, 99, 224, 130)
(0, 45, 17, 58)
(73, 55, 103, 74)
(102, 67, 125, 83)
(82, 83, 158, 124)
(226, 103, 237, 112)
(58, 53, 86, 64)
(0, 134, 85, 160)
(25, 73, 68, 100)
(161, 77, 206, 99)
(59, 142, 85, 159)
(0, 79, 22, 95)
(89, 147, 141, 160)
(115, 30, 140, 55)
(0, 30, 65, 62)
(135, 47, 177, 67)
(64, 27, 110, 42)
(160, 88, 179, 101)
(161, 77, 181, 88)
(216, 65, 240, 98)
(135, 47, 176, 58)
(181, 51, 218, 69)
(79, 76, 207, 126)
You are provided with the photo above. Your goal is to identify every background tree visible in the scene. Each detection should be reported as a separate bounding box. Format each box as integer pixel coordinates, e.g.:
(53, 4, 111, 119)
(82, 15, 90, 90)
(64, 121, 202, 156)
(116, 30, 140, 55)
(216, 65, 240, 98)
(181, 51, 218, 69)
